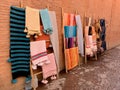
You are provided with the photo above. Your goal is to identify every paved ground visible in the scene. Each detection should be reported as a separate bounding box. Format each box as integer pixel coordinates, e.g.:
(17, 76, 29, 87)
(37, 46, 120, 90)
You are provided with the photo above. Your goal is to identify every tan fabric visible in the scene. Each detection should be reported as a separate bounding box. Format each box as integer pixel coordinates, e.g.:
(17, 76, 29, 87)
(25, 6, 41, 37)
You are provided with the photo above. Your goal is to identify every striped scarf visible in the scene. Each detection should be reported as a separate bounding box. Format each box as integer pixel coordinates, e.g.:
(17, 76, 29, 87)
(8, 6, 30, 83)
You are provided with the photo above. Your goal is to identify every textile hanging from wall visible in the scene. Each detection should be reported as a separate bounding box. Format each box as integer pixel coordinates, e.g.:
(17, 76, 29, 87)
(24, 6, 41, 38)
(75, 15, 84, 56)
(95, 19, 107, 54)
(85, 25, 97, 56)
(63, 13, 79, 70)
(100, 19, 107, 50)
(40, 9, 53, 34)
(30, 40, 50, 69)
(49, 11, 60, 72)
(8, 6, 31, 83)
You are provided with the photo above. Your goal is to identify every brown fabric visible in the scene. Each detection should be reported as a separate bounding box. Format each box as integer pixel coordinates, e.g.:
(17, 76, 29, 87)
(35, 26, 51, 48)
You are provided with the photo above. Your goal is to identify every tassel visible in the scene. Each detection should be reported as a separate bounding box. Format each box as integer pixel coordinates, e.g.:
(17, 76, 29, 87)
(32, 65, 37, 70)
(38, 33, 42, 36)
(34, 35, 38, 38)
(51, 75, 56, 80)
(24, 29, 28, 32)
(8, 58, 11, 62)
(12, 79, 17, 84)
(38, 62, 43, 66)
(26, 34, 30, 38)
(41, 79, 48, 84)
(45, 60, 50, 64)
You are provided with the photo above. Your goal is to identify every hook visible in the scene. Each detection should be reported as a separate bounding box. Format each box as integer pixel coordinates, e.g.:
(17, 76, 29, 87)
(20, 0, 23, 8)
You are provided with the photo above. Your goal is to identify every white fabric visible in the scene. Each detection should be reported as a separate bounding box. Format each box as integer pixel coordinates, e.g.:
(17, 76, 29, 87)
(75, 15, 84, 56)
(49, 11, 60, 72)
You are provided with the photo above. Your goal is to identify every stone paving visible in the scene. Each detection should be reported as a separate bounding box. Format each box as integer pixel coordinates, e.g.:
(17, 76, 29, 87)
(38, 46, 120, 90)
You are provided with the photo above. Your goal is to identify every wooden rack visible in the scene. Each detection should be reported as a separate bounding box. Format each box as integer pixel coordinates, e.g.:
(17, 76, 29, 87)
(62, 8, 80, 73)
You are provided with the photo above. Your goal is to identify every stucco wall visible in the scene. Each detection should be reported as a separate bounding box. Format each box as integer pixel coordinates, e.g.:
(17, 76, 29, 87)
(0, 0, 120, 90)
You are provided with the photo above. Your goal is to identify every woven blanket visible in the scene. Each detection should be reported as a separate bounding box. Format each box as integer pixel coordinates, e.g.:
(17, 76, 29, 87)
(8, 6, 30, 83)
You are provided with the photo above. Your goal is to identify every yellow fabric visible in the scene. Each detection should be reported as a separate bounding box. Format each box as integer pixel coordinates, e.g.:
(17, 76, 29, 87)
(65, 47, 79, 70)
(70, 47, 78, 68)
(65, 49, 71, 70)
(25, 6, 42, 37)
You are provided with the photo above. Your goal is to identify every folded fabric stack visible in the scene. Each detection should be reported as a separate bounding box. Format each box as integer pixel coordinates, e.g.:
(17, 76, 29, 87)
(9, 6, 31, 83)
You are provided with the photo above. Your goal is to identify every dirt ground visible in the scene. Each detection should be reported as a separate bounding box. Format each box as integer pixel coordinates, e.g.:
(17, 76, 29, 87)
(37, 46, 120, 90)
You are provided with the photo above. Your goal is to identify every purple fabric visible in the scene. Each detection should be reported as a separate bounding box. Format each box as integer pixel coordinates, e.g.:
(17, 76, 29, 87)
(68, 38, 75, 48)
(65, 38, 68, 49)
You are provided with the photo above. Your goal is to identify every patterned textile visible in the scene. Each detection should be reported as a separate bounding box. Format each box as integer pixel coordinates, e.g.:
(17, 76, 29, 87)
(8, 6, 30, 83)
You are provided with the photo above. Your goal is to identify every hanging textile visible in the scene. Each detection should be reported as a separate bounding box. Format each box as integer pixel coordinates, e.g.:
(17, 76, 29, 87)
(49, 11, 60, 72)
(100, 19, 107, 50)
(63, 13, 79, 71)
(35, 26, 51, 48)
(75, 15, 84, 56)
(42, 53, 57, 80)
(30, 40, 50, 69)
(65, 47, 79, 70)
(24, 6, 41, 38)
(64, 26, 77, 38)
(40, 9, 53, 34)
(8, 6, 31, 83)
(63, 13, 76, 26)
(85, 26, 97, 56)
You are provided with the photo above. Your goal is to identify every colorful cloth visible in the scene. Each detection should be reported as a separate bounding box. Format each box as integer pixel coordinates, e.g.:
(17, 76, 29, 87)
(64, 26, 77, 38)
(65, 47, 79, 70)
(49, 11, 60, 72)
(40, 9, 53, 34)
(42, 53, 57, 79)
(63, 13, 76, 26)
(24, 6, 41, 38)
(30, 40, 50, 69)
(75, 15, 84, 56)
(8, 6, 30, 83)
(35, 26, 51, 48)
(85, 26, 97, 56)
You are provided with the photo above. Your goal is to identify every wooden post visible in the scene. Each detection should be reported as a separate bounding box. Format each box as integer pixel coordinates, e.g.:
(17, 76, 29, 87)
(83, 12, 87, 64)
(62, 8, 68, 73)
(75, 10, 81, 66)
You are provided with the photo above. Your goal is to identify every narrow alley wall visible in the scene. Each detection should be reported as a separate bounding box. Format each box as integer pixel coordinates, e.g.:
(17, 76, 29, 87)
(0, 0, 120, 90)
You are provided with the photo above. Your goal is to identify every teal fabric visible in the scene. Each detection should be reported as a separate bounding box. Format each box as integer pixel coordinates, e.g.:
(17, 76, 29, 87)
(9, 6, 30, 83)
(64, 26, 77, 38)
(40, 9, 53, 34)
